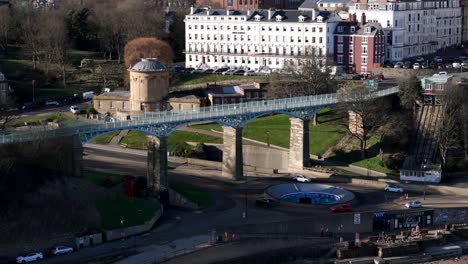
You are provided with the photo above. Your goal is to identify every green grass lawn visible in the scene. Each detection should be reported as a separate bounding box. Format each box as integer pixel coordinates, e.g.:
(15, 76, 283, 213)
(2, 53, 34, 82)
(328, 137, 399, 175)
(173, 73, 261, 86)
(14, 113, 73, 127)
(83, 170, 126, 187)
(191, 108, 347, 155)
(170, 181, 214, 208)
(90, 131, 121, 144)
(95, 192, 160, 229)
(120, 130, 223, 150)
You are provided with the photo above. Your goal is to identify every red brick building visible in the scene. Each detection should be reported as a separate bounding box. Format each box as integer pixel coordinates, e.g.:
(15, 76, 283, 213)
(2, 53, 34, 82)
(333, 14, 385, 74)
(196, 0, 304, 10)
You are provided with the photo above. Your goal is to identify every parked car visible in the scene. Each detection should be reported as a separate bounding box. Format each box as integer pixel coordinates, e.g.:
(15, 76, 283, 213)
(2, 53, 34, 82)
(183, 67, 195, 73)
(45, 100, 60, 106)
(413, 63, 420, 69)
(82, 91, 95, 100)
(173, 65, 184, 72)
(190, 68, 204, 74)
(445, 63, 453, 69)
(462, 63, 468, 69)
(244, 70, 257, 76)
(384, 184, 404, 193)
(434, 56, 443, 63)
(405, 200, 422, 208)
(16, 252, 43, 263)
(453, 62, 461, 69)
(255, 198, 277, 208)
(403, 61, 412, 69)
(233, 69, 245, 75)
(21, 102, 40, 110)
(438, 71, 448, 76)
(70, 105, 80, 114)
(51, 246, 74, 256)
(213, 67, 229, 74)
(293, 175, 311, 183)
(203, 69, 214, 74)
(222, 69, 236, 75)
(330, 204, 353, 213)
(415, 57, 425, 63)
(394, 62, 404, 68)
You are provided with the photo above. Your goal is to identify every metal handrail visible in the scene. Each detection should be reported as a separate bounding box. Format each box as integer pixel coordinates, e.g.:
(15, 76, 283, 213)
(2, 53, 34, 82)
(0, 86, 399, 144)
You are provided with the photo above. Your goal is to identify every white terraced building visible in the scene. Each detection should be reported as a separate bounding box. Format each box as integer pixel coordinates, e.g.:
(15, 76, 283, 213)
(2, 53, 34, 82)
(185, 7, 343, 71)
(348, 0, 462, 62)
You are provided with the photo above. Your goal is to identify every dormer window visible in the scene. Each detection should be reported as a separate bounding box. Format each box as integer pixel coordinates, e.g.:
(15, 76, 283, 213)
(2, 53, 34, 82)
(365, 26, 372, 33)
(338, 26, 343, 32)
(298, 15, 306, 22)
(317, 16, 323, 22)
(255, 14, 262, 21)
(276, 15, 282, 21)
(351, 26, 355, 33)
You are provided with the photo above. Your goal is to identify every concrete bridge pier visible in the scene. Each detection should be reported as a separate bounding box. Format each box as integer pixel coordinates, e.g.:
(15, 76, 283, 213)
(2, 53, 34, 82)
(222, 126, 244, 180)
(147, 136, 168, 193)
(289, 117, 310, 171)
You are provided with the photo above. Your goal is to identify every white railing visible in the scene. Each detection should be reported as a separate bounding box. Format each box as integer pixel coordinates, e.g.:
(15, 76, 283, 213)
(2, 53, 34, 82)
(0, 86, 399, 144)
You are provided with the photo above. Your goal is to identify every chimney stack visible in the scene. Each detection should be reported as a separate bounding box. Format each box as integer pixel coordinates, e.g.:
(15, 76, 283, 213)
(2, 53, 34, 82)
(361, 13, 366, 25)
(190, 6, 194, 15)
(311, 8, 317, 21)
(268, 8, 272, 20)
(247, 9, 251, 16)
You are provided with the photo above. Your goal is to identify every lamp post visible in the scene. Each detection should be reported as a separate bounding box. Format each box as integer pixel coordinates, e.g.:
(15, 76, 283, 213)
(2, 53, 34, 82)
(266, 130, 271, 147)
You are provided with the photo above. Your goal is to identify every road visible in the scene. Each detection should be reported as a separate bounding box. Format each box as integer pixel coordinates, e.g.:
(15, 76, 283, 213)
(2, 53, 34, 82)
(37, 144, 468, 264)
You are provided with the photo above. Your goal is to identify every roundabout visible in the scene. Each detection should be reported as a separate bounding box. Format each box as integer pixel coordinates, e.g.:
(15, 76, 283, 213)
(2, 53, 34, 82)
(266, 183, 355, 205)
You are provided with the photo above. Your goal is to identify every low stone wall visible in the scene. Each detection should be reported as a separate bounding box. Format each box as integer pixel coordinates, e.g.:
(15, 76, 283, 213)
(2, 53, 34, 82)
(104, 207, 163, 242)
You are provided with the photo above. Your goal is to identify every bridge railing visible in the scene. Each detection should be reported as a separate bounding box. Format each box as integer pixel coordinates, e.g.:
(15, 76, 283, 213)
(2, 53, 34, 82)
(0, 86, 399, 144)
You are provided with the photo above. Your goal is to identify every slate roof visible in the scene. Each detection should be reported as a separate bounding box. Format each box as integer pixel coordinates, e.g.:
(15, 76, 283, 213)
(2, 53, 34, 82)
(299, 0, 318, 9)
(96, 90, 130, 99)
(129, 58, 167, 72)
(191, 8, 333, 22)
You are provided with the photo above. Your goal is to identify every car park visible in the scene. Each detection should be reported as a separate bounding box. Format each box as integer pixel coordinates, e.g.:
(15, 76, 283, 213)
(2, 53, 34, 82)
(413, 63, 420, 69)
(405, 200, 422, 208)
(222, 69, 236, 75)
(16, 252, 43, 263)
(51, 245, 74, 256)
(70, 105, 80, 114)
(293, 175, 311, 183)
(384, 184, 404, 193)
(45, 100, 60, 106)
(330, 204, 353, 213)
(255, 198, 277, 208)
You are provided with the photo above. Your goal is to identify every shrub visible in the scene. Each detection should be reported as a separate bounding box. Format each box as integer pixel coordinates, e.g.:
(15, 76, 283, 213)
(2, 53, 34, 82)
(382, 153, 405, 170)
(87, 107, 98, 115)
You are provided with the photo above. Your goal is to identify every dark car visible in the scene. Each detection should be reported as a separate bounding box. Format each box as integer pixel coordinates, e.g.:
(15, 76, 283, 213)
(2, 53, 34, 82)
(255, 198, 277, 208)
(183, 67, 195, 73)
(21, 102, 40, 110)
(174, 65, 184, 72)
(203, 69, 214, 74)
(213, 67, 229, 74)
(330, 204, 353, 213)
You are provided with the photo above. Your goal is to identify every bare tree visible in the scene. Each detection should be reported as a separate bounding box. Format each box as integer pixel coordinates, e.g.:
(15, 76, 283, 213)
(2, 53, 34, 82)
(0, 5, 11, 51)
(21, 7, 43, 69)
(435, 85, 464, 167)
(337, 82, 391, 159)
(96, 9, 127, 62)
(269, 50, 336, 124)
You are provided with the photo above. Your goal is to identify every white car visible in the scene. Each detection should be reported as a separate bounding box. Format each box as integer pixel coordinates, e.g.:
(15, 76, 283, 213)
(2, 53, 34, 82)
(52, 245, 74, 256)
(384, 184, 404, 193)
(413, 63, 420, 69)
(293, 175, 311, 183)
(16, 252, 43, 263)
(438, 71, 448, 76)
(45, 100, 59, 106)
(394, 62, 404, 68)
(405, 200, 422, 208)
(244, 70, 257, 76)
(70, 105, 80, 114)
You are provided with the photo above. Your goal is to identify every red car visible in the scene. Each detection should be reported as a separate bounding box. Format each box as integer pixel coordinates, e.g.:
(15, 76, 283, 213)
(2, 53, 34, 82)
(330, 204, 353, 213)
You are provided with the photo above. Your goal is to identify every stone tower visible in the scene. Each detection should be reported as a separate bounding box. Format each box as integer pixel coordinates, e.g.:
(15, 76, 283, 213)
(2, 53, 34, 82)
(128, 58, 169, 112)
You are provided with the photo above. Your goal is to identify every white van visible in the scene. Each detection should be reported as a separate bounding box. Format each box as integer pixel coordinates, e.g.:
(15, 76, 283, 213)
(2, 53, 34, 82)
(82, 91, 95, 100)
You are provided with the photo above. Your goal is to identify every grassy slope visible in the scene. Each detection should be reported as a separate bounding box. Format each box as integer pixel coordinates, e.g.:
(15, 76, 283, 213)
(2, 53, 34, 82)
(90, 131, 121, 144)
(14, 113, 73, 126)
(95, 192, 160, 229)
(170, 181, 214, 208)
(192, 108, 347, 155)
(83, 170, 125, 187)
(120, 130, 223, 150)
